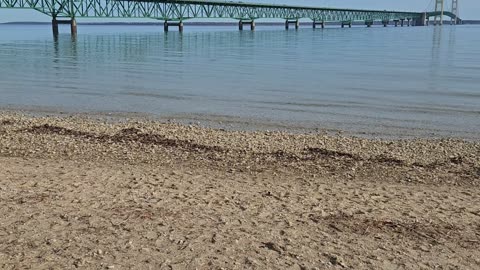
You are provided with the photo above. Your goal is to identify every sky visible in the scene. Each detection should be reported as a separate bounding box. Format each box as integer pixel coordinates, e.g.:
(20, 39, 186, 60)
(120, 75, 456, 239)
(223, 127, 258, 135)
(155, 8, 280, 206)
(0, 0, 477, 23)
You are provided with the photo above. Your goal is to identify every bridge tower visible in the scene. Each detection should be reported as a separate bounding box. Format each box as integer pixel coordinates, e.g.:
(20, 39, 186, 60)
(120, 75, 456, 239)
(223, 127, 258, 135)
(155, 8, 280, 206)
(451, 0, 459, 24)
(433, 0, 445, 25)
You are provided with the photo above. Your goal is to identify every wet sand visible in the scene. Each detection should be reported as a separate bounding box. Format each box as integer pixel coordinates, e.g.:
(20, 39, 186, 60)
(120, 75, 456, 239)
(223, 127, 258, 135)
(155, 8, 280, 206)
(0, 112, 479, 269)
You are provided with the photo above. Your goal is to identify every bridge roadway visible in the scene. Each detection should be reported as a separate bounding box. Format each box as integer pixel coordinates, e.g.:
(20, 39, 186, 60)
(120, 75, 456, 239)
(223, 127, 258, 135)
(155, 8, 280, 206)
(0, 0, 460, 34)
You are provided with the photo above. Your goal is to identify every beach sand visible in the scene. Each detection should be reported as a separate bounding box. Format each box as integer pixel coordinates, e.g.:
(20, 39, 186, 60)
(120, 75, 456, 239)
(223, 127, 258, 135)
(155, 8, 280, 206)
(0, 112, 479, 269)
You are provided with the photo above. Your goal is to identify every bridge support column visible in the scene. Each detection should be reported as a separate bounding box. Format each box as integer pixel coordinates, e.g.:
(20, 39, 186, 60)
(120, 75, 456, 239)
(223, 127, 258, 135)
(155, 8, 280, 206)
(415, 13, 427, 26)
(407, 18, 411, 26)
(313, 19, 325, 29)
(285, 19, 299, 30)
(365, 20, 373, 27)
(400, 19, 405, 27)
(341, 21, 352, 28)
(382, 20, 389, 27)
(51, 17, 77, 36)
(179, 21, 184, 32)
(394, 20, 399, 27)
(71, 19, 77, 35)
(239, 20, 255, 31)
(52, 18, 59, 37)
(164, 20, 184, 32)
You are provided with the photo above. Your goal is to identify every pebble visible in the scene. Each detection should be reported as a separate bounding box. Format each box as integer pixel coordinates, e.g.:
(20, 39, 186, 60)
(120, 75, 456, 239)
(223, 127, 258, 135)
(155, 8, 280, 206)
(1, 112, 479, 269)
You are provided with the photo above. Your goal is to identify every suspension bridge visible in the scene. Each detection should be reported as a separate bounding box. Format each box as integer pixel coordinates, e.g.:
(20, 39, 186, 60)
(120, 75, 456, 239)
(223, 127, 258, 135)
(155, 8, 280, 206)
(0, 0, 461, 35)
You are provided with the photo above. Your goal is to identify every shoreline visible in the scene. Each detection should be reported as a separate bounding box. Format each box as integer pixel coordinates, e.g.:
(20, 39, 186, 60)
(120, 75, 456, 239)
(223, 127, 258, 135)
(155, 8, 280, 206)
(1, 111, 479, 268)
(2, 106, 479, 141)
(1, 111, 479, 184)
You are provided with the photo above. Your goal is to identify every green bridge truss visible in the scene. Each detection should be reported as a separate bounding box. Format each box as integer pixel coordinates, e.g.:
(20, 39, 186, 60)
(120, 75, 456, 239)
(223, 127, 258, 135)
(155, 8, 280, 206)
(0, 0, 426, 21)
(0, 0, 461, 34)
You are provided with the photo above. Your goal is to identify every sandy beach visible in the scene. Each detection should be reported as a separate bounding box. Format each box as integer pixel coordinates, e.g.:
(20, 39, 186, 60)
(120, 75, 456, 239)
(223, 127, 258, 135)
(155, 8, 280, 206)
(0, 112, 479, 269)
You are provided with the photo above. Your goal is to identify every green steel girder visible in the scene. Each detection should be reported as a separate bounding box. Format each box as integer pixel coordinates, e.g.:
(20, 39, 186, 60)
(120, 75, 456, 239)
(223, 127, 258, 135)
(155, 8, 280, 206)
(0, 0, 425, 21)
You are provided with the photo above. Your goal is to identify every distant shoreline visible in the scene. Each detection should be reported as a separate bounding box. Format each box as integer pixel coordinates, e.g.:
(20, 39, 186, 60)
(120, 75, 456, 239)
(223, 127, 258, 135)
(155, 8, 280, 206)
(461, 20, 480, 24)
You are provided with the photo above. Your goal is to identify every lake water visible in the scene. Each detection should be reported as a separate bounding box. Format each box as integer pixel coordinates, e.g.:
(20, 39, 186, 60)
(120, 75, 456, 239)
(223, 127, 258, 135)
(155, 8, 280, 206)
(1, 24, 479, 139)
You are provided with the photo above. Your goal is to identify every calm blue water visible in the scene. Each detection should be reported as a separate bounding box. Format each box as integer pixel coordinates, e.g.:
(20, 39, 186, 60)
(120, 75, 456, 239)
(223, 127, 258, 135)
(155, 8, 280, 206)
(1, 24, 479, 139)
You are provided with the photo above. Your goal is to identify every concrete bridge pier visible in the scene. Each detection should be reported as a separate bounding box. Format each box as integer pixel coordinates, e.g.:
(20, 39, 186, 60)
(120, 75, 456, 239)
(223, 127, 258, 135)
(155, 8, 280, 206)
(382, 20, 389, 27)
(407, 18, 411, 26)
(164, 20, 184, 32)
(400, 19, 405, 27)
(416, 13, 427, 26)
(71, 19, 77, 35)
(285, 19, 300, 30)
(394, 20, 399, 27)
(365, 20, 373, 27)
(239, 20, 255, 31)
(341, 21, 352, 28)
(52, 17, 77, 36)
(52, 18, 59, 36)
(312, 19, 325, 29)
